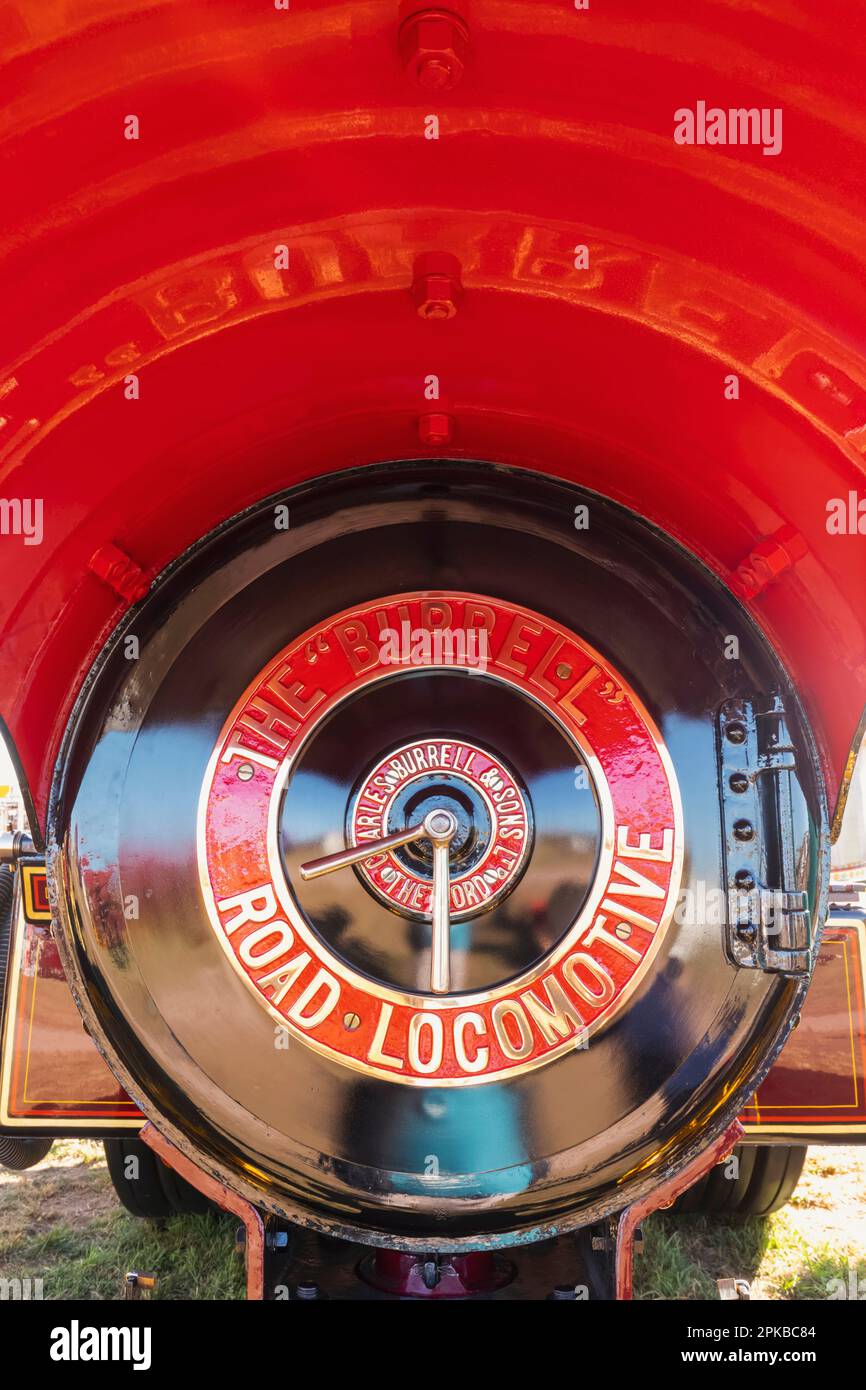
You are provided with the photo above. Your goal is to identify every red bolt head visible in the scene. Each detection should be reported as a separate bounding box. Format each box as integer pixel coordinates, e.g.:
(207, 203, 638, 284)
(750, 540, 790, 583)
(89, 542, 150, 604)
(414, 273, 458, 319)
(399, 9, 469, 92)
(411, 251, 462, 319)
(419, 413, 454, 447)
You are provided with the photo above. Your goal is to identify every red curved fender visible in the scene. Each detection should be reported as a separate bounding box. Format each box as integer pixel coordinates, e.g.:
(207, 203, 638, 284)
(0, 1, 864, 837)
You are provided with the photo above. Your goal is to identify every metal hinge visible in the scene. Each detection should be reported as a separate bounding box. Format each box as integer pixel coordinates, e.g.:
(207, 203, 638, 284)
(717, 695, 811, 976)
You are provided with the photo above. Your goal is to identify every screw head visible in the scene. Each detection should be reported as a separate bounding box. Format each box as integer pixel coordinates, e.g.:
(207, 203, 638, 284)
(424, 808, 458, 841)
(237, 763, 254, 782)
(343, 1012, 361, 1031)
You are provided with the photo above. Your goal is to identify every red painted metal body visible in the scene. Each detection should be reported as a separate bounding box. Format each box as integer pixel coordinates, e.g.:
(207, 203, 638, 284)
(0, 0, 864, 846)
(2, 2, 866, 1301)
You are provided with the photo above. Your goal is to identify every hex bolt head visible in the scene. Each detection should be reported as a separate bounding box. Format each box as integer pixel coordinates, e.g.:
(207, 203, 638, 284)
(411, 251, 463, 320)
(419, 412, 454, 447)
(399, 9, 469, 92)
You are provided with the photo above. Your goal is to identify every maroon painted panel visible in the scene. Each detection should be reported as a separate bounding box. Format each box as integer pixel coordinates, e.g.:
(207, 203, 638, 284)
(742, 914, 866, 1138)
(0, 865, 139, 1129)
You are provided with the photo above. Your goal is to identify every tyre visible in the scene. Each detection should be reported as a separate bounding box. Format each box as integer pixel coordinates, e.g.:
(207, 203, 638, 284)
(673, 1144, 807, 1216)
(104, 1137, 215, 1218)
(0, 1133, 54, 1170)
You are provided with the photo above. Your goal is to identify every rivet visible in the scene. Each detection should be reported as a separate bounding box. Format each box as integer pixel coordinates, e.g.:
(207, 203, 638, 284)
(556, 663, 573, 680)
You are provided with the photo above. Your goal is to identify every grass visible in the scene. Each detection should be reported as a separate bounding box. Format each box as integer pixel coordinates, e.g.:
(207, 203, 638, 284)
(1, 1140, 863, 1300)
(0, 1140, 242, 1300)
(634, 1146, 866, 1300)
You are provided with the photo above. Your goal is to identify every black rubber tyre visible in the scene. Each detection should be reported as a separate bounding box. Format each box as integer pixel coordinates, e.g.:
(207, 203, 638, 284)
(0, 1133, 55, 1170)
(738, 1144, 808, 1217)
(0, 863, 14, 960)
(0, 864, 54, 1172)
(104, 1137, 215, 1218)
(673, 1144, 807, 1216)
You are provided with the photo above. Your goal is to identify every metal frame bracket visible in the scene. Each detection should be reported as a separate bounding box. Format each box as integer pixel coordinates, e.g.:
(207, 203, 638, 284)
(717, 695, 812, 976)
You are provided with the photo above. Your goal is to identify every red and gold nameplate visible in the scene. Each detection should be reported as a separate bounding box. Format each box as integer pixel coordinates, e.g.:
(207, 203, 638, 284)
(349, 736, 532, 920)
(198, 591, 684, 1086)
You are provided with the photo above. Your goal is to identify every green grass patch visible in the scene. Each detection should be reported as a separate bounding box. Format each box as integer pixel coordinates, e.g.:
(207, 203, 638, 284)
(1, 1208, 243, 1301)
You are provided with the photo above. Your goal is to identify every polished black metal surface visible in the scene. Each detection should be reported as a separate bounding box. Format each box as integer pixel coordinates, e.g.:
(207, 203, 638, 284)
(47, 461, 828, 1248)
